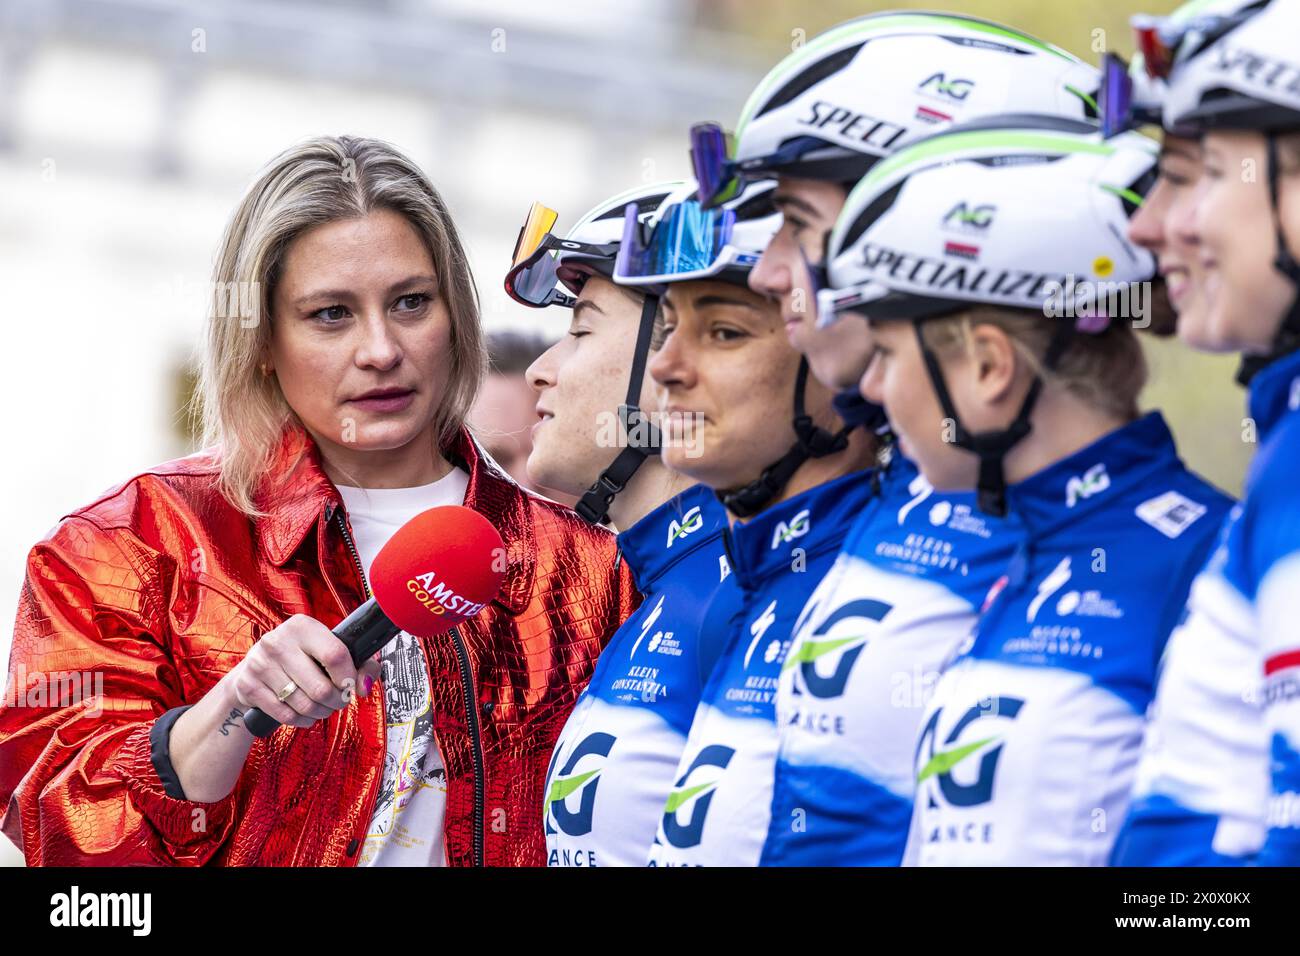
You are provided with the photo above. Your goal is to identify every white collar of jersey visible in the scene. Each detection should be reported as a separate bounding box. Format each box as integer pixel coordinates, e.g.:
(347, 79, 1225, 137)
(1247, 349, 1300, 444)
(1003, 412, 1180, 537)
(616, 483, 726, 592)
(722, 468, 876, 590)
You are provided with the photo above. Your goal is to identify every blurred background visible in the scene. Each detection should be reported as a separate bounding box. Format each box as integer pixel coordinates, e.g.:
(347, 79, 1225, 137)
(0, 0, 1236, 866)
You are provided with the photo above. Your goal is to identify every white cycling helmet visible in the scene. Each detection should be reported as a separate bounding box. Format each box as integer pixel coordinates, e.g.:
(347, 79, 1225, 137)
(503, 182, 687, 525)
(505, 181, 686, 309)
(1097, 0, 1258, 137)
(1164, 0, 1298, 133)
(1162, 0, 1300, 379)
(820, 116, 1159, 515)
(821, 119, 1157, 325)
(690, 11, 1101, 206)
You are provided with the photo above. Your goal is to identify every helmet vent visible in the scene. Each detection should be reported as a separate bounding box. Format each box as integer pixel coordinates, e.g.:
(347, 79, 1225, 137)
(591, 191, 674, 222)
(754, 43, 865, 120)
(841, 181, 904, 251)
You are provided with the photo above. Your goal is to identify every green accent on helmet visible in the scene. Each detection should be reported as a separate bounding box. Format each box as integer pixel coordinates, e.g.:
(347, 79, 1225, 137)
(1065, 84, 1099, 113)
(547, 769, 599, 804)
(735, 13, 1076, 140)
(835, 130, 1122, 251)
(916, 736, 1000, 783)
(781, 634, 866, 673)
(664, 781, 714, 814)
(1099, 182, 1147, 207)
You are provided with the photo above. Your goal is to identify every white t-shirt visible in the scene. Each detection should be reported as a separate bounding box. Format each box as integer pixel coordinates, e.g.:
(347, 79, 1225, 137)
(336, 466, 470, 867)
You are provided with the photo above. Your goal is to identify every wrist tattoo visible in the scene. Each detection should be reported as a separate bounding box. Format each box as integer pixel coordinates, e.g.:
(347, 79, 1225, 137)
(218, 707, 246, 737)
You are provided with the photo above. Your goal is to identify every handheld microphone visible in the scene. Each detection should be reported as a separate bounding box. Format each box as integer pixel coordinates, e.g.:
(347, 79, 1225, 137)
(243, 505, 507, 738)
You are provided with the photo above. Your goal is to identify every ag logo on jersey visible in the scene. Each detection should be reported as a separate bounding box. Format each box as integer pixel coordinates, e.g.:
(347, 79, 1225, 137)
(544, 732, 616, 836)
(659, 744, 736, 849)
(771, 509, 811, 549)
(1065, 463, 1109, 508)
(666, 506, 704, 548)
(916, 696, 1024, 809)
(784, 598, 893, 699)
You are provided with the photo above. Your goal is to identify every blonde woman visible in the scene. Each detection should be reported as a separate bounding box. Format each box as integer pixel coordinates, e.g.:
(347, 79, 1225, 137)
(0, 135, 636, 867)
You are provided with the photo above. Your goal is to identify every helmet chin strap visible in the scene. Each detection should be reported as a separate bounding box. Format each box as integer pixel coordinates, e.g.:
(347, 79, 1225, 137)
(717, 357, 852, 519)
(911, 319, 1072, 518)
(1237, 131, 1300, 386)
(574, 293, 663, 525)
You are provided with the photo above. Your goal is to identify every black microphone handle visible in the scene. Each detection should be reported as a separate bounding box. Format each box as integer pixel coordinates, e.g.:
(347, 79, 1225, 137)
(242, 599, 401, 738)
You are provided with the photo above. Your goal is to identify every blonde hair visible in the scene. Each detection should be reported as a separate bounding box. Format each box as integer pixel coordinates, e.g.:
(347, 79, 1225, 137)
(194, 135, 486, 517)
(920, 306, 1147, 422)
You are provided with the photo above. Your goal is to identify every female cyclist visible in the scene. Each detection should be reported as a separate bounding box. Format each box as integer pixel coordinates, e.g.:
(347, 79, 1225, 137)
(1101, 0, 1273, 866)
(697, 10, 1141, 867)
(1127, 0, 1300, 865)
(825, 117, 1231, 865)
(613, 181, 879, 866)
(504, 183, 733, 866)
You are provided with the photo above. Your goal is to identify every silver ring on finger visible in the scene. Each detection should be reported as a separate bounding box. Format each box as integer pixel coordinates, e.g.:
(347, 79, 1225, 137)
(275, 679, 298, 703)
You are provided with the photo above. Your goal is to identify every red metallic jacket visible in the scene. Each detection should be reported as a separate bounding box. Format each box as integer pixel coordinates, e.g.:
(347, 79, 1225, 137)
(0, 424, 637, 866)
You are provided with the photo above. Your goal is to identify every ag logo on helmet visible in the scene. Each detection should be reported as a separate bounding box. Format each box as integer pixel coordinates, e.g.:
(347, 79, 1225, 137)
(666, 506, 704, 548)
(943, 202, 996, 233)
(916, 696, 1024, 810)
(544, 732, 616, 837)
(918, 72, 975, 102)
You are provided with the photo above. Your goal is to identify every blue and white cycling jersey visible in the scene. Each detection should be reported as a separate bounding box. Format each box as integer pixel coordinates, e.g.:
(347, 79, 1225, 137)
(1230, 352, 1300, 865)
(1251, 353, 1300, 865)
(906, 413, 1231, 866)
(647, 469, 876, 866)
(1110, 512, 1267, 866)
(544, 484, 729, 867)
(1115, 357, 1300, 867)
(761, 453, 1016, 866)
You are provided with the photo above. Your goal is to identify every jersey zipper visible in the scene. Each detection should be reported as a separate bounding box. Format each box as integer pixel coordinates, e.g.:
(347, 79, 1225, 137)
(334, 506, 486, 867)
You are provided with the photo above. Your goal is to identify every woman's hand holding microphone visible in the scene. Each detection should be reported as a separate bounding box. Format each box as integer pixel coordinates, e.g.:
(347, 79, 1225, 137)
(230, 614, 383, 728)
(167, 615, 383, 803)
